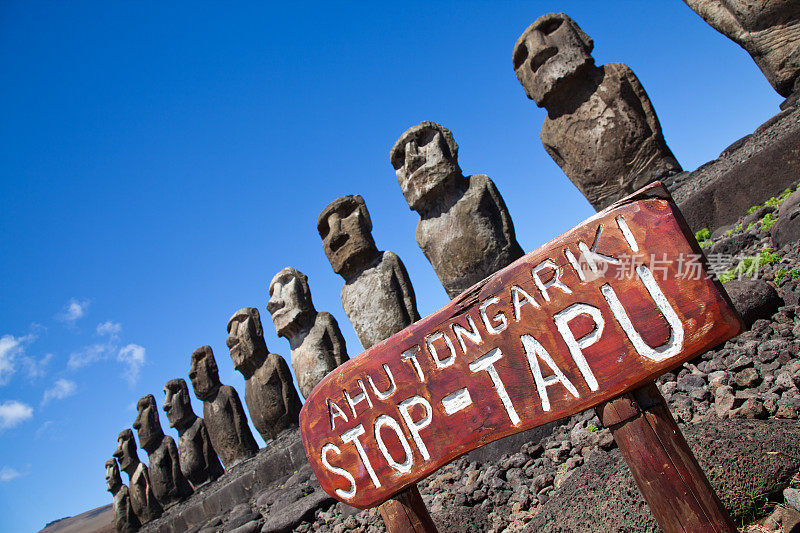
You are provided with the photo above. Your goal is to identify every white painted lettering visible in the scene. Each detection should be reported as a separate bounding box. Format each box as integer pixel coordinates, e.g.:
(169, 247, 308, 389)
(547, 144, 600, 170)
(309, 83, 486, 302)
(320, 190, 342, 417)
(479, 297, 508, 334)
(520, 334, 579, 411)
(532, 260, 573, 302)
(511, 284, 540, 321)
(553, 303, 603, 391)
(367, 364, 397, 400)
(564, 249, 587, 282)
(616, 215, 639, 252)
(468, 348, 520, 425)
(374, 414, 413, 474)
(426, 331, 457, 368)
(327, 399, 349, 431)
(321, 443, 357, 499)
(401, 345, 425, 382)
(341, 424, 381, 488)
(397, 396, 433, 461)
(343, 380, 373, 418)
(451, 315, 483, 353)
(578, 224, 620, 275)
(441, 387, 473, 415)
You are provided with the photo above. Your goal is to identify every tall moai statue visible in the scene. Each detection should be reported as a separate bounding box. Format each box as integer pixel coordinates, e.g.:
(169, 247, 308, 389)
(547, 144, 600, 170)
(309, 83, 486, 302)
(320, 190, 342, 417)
(317, 194, 420, 349)
(513, 13, 682, 211)
(105, 458, 140, 533)
(684, 0, 800, 97)
(163, 378, 224, 489)
(133, 394, 193, 510)
(226, 307, 302, 441)
(390, 121, 525, 298)
(113, 429, 162, 524)
(267, 267, 348, 398)
(189, 346, 259, 467)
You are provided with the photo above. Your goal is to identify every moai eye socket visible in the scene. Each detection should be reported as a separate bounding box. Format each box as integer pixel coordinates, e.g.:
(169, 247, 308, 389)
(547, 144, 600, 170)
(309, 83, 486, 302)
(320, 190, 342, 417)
(391, 147, 405, 170)
(513, 43, 529, 70)
(318, 219, 330, 238)
(541, 18, 562, 35)
(416, 129, 435, 147)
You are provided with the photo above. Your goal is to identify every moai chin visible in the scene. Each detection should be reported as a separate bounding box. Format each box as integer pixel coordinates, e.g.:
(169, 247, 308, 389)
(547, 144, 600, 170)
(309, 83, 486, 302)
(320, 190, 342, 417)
(105, 458, 140, 533)
(113, 429, 162, 524)
(390, 121, 525, 298)
(189, 346, 259, 467)
(684, 0, 800, 97)
(513, 13, 682, 211)
(318, 195, 420, 348)
(226, 307, 302, 441)
(163, 378, 224, 489)
(267, 267, 348, 398)
(133, 394, 193, 509)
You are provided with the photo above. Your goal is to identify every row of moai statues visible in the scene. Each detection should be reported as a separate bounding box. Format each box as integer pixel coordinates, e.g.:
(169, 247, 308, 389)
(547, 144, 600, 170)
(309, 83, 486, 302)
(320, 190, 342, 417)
(102, 6, 800, 530)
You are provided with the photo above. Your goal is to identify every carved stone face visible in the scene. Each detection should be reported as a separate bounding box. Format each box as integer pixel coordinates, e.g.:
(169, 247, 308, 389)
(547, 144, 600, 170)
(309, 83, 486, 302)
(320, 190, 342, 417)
(227, 307, 268, 375)
(163, 379, 194, 429)
(267, 268, 314, 338)
(105, 459, 121, 493)
(133, 394, 163, 452)
(113, 429, 138, 472)
(317, 195, 377, 277)
(189, 346, 220, 401)
(513, 13, 595, 107)
(719, 0, 800, 31)
(390, 122, 461, 211)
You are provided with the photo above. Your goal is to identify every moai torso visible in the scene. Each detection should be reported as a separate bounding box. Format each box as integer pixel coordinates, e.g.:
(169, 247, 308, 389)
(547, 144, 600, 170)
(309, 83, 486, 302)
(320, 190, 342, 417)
(177, 416, 224, 488)
(539, 63, 681, 210)
(203, 384, 260, 467)
(227, 308, 302, 441)
(129, 463, 161, 524)
(318, 195, 420, 349)
(684, 0, 800, 96)
(513, 13, 681, 211)
(147, 435, 193, 509)
(112, 485, 139, 533)
(268, 268, 349, 399)
(390, 122, 524, 299)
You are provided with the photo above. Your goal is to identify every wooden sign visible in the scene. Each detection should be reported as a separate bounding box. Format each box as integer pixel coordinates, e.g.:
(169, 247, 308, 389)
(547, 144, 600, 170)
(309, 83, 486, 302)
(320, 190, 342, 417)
(299, 184, 742, 510)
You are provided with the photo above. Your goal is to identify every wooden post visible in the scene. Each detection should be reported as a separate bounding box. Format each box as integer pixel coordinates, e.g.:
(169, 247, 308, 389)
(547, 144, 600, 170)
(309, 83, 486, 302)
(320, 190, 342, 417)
(596, 382, 736, 533)
(378, 485, 439, 533)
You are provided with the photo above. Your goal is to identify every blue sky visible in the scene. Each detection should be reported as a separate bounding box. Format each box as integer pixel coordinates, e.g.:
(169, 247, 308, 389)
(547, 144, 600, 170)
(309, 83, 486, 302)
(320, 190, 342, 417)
(0, 2, 782, 531)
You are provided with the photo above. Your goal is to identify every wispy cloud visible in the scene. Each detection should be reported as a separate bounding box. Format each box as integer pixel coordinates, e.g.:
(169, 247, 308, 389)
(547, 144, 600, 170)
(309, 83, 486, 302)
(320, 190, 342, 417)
(68, 343, 113, 369)
(57, 298, 90, 325)
(0, 467, 22, 482)
(0, 400, 33, 430)
(96, 321, 122, 337)
(0, 333, 37, 386)
(35, 420, 54, 439)
(118, 344, 146, 385)
(41, 379, 77, 405)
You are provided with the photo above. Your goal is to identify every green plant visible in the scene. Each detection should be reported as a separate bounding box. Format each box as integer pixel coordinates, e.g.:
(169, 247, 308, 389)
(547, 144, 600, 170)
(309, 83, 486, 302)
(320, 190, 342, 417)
(775, 267, 800, 283)
(719, 248, 780, 283)
(587, 424, 599, 432)
(734, 484, 771, 528)
(694, 228, 710, 242)
(747, 205, 760, 214)
(761, 212, 778, 230)
(763, 187, 794, 208)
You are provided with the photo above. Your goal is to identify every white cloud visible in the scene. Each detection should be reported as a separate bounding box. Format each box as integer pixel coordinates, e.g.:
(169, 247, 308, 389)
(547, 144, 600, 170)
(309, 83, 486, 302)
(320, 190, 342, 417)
(35, 420, 54, 439)
(96, 321, 122, 337)
(68, 343, 113, 369)
(118, 344, 146, 385)
(22, 353, 52, 380)
(57, 298, 90, 325)
(41, 379, 77, 405)
(0, 400, 33, 430)
(0, 334, 36, 386)
(0, 467, 22, 482)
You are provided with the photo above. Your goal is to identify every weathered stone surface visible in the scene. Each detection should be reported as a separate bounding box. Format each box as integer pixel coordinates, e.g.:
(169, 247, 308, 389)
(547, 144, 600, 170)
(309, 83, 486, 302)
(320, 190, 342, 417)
(318, 194, 420, 349)
(390, 121, 524, 298)
(267, 268, 348, 398)
(226, 308, 302, 441)
(513, 13, 681, 210)
(106, 458, 140, 533)
(724, 278, 783, 327)
(134, 394, 193, 510)
(773, 189, 800, 248)
(163, 378, 224, 490)
(260, 489, 334, 533)
(189, 346, 259, 467)
(684, 0, 800, 97)
(114, 428, 162, 524)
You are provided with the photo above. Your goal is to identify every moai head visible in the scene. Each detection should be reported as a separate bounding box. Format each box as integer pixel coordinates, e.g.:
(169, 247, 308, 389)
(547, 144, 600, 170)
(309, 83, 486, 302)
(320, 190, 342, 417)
(513, 13, 595, 107)
(189, 346, 221, 401)
(390, 121, 462, 211)
(113, 429, 139, 473)
(105, 458, 122, 493)
(133, 394, 164, 453)
(227, 308, 268, 377)
(267, 267, 315, 338)
(317, 195, 379, 279)
(163, 379, 195, 430)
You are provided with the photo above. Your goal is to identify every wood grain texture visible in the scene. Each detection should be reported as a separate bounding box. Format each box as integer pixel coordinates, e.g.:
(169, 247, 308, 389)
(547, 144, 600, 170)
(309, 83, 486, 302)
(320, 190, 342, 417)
(378, 485, 439, 533)
(300, 183, 743, 509)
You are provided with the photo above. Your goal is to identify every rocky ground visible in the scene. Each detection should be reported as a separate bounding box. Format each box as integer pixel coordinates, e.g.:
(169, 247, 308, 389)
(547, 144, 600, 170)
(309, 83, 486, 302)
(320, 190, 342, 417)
(168, 183, 800, 533)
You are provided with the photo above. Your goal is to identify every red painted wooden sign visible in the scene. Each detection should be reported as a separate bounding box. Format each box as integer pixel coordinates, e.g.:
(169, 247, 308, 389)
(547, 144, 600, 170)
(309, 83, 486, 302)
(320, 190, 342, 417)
(299, 184, 742, 509)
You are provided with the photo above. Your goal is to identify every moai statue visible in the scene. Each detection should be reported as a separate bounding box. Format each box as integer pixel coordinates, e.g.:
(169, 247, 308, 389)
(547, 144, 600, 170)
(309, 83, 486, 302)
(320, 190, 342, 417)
(684, 0, 800, 97)
(189, 346, 259, 467)
(163, 378, 224, 489)
(317, 195, 420, 349)
(132, 394, 192, 510)
(267, 267, 348, 398)
(513, 13, 682, 211)
(105, 458, 140, 533)
(113, 429, 162, 524)
(390, 121, 525, 298)
(226, 307, 302, 441)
